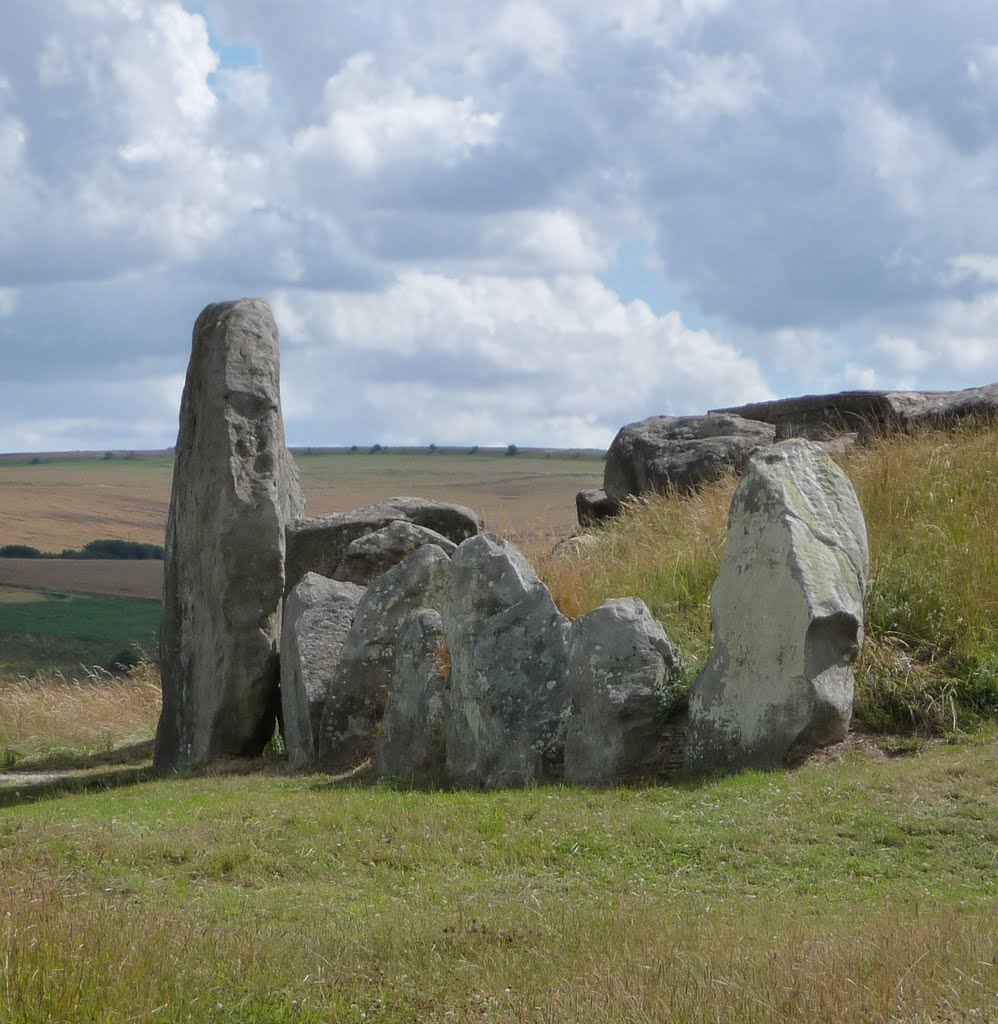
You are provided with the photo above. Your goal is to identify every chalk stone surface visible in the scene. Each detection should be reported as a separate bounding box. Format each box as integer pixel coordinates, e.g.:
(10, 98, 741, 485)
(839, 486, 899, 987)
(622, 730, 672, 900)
(684, 439, 869, 774)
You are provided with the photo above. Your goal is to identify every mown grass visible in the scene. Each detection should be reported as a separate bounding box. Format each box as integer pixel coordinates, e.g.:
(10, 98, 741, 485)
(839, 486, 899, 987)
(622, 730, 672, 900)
(1, 729, 996, 1023)
(539, 421, 998, 735)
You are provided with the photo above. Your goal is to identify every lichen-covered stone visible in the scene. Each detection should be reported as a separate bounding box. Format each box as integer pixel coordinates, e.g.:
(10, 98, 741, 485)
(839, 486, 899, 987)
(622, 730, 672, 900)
(564, 598, 682, 785)
(335, 520, 457, 586)
(155, 299, 305, 772)
(443, 534, 571, 789)
(603, 414, 775, 500)
(375, 609, 449, 782)
(318, 544, 451, 769)
(684, 440, 869, 774)
(286, 497, 480, 593)
(280, 574, 364, 766)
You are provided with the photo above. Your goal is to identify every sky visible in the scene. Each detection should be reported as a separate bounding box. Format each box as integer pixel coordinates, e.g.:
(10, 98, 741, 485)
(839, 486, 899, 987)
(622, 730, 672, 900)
(2, 1, 998, 452)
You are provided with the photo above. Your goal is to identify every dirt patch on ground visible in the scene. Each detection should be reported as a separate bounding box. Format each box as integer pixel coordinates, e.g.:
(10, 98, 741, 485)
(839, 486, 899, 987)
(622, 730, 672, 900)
(789, 730, 940, 768)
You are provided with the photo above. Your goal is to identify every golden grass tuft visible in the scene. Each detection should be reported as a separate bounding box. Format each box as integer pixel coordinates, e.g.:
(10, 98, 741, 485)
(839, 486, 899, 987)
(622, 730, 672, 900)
(536, 480, 735, 674)
(0, 662, 161, 767)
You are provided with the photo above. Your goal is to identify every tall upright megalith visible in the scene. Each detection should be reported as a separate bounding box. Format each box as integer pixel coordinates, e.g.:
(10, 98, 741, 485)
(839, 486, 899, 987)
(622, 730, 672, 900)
(684, 440, 868, 775)
(155, 299, 305, 772)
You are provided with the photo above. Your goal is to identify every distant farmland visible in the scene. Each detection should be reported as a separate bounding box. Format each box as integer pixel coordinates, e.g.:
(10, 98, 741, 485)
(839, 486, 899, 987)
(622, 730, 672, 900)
(0, 559, 163, 600)
(0, 448, 604, 553)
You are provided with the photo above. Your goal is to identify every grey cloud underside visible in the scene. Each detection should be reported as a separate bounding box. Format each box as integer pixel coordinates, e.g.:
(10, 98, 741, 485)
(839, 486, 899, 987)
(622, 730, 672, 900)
(3, 1, 998, 450)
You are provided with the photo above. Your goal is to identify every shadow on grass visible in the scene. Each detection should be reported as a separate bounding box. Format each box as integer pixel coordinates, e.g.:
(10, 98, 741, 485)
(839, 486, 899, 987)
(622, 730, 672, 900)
(0, 763, 153, 807)
(3, 739, 154, 773)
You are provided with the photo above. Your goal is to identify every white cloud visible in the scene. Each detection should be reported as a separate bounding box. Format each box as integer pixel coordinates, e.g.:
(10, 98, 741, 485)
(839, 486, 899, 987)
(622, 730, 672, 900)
(873, 336, 931, 375)
(659, 52, 767, 124)
(276, 271, 771, 447)
(491, 2, 569, 74)
(294, 53, 501, 175)
(948, 253, 998, 285)
(3, 0, 998, 453)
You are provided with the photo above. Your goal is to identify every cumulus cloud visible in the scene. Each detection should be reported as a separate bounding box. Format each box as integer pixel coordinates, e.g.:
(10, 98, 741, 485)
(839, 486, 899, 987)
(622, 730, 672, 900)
(275, 271, 770, 447)
(1, 0, 997, 453)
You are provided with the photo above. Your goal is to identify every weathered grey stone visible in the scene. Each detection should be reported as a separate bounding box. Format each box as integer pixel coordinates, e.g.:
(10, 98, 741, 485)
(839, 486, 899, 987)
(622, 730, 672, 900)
(280, 574, 365, 767)
(375, 609, 449, 782)
(155, 299, 305, 773)
(319, 544, 451, 769)
(443, 534, 571, 789)
(684, 440, 869, 775)
(714, 382, 998, 440)
(286, 497, 480, 592)
(603, 414, 776, 501)
(564, 598, 682, 785)
(335, 520, 458, 586)
(551, 533, 601, 561)
(576, 488, 621, 527)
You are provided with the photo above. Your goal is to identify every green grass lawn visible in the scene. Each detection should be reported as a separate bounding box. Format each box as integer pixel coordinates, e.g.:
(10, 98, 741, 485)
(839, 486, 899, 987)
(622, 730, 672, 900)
(2, 730, 996, 1023)
(0, 587, 160, 677)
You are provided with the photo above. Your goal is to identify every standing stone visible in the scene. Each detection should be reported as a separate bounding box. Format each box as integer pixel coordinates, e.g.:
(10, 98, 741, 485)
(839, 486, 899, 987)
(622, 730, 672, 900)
(443, 534, 571, 789)
(318, 544, 451, 769)
(684, 440, 869, 775)
(375, 609, 449, 782)
(280, 574, 365, 767)
(155, 299, 305, 772)
(576, 488, 621, 527)
(564, 598, 682, 785)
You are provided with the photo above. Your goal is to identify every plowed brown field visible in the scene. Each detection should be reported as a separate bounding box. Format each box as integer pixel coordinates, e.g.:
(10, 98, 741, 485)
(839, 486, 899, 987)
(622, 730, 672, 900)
(0, 559, 163, 599)
(0, 450, 603, 598)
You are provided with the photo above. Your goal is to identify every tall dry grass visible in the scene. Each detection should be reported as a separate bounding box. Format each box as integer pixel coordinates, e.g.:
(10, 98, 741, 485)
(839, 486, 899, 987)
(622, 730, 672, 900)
(539, 421, 998, 733)
(536, 480, 735, 673)
(0, 663, 161, 768)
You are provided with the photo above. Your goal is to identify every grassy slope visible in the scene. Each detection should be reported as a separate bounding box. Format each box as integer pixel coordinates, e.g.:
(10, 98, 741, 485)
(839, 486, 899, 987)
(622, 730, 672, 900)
(540, 422, 998, 734)
(2, 730, 996, 1023)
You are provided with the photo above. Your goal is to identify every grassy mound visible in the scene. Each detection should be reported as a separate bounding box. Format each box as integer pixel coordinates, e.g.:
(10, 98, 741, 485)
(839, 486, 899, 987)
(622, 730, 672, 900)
(539, 421, 998, 735)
